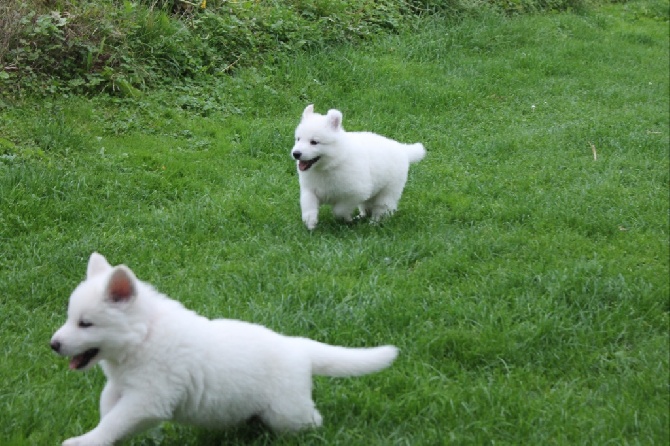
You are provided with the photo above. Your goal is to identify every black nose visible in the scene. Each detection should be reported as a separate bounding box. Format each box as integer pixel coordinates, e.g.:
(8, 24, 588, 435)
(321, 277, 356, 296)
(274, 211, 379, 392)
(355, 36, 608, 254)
(292, 151, 301, 160)
(50, 340, 61, 353)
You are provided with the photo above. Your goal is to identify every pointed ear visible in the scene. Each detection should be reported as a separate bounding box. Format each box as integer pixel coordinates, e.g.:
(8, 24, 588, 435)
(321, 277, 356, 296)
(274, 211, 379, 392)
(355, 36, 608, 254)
(87, 252, 112, 278)
(326, 109, 342, 130)
(301, 104, 315, 120)
(106, 266, 137, 304)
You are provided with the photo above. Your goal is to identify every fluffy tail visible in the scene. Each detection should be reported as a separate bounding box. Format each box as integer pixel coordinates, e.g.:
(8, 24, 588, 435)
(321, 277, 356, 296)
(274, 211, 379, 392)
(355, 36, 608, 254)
(297, 339, 398, 377)
(407, 143, 426, 163)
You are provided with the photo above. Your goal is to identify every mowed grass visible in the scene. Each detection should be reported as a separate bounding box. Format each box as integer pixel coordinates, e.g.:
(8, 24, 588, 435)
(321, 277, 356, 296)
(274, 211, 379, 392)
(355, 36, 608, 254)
(1, 2, 668, 445)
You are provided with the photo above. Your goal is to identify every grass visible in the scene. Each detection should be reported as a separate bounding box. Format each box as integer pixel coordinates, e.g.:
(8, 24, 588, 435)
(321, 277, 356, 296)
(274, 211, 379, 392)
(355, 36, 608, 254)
(0, 1, 668, 444)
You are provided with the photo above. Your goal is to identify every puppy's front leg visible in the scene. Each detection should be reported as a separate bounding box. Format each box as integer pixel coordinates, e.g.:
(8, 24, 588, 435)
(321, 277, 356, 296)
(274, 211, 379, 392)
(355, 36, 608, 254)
(300, 189, 319, 230)
(63, 395, 162, 446)
(99, 381, 121, 418)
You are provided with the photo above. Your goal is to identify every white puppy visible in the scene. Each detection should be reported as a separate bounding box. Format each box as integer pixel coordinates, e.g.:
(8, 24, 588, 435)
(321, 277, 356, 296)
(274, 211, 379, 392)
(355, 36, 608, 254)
(291, 104, 425, 230)
(50, 253, 398, 445)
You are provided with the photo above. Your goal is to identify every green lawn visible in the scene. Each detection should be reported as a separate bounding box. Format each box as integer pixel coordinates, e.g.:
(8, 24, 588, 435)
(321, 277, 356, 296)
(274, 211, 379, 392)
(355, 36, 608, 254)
(0, 1, 668, 445)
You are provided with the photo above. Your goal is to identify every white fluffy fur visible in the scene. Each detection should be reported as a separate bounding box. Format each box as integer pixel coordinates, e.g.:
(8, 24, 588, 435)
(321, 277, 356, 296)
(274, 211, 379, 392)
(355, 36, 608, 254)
(50, 253, 398, 446)
(291, 104, 426, 230)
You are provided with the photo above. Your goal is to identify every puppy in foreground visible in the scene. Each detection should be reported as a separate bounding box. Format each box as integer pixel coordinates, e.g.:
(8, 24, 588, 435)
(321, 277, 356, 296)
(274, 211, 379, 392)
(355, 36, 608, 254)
(50, 253, 398, 446)
(291, 104, 426, 230)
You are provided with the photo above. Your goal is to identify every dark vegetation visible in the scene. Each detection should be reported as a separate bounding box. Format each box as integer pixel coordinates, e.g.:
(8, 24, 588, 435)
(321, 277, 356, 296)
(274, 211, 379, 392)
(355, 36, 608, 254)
(0, 0, 598, 98)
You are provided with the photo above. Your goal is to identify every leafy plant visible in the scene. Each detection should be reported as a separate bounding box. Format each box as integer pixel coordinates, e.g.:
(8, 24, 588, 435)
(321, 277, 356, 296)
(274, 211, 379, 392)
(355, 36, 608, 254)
(0, 0, 607, 98)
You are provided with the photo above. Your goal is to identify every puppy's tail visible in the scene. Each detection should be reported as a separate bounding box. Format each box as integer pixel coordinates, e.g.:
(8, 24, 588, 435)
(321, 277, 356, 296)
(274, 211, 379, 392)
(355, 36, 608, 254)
(406, 143, 426, 164)
(297, 338, 398, 377)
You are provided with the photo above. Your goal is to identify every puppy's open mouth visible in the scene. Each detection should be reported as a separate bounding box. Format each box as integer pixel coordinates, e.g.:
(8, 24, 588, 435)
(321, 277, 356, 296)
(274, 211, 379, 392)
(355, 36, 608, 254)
(70, 348, 100, 370)
(298, 157, 321, 172)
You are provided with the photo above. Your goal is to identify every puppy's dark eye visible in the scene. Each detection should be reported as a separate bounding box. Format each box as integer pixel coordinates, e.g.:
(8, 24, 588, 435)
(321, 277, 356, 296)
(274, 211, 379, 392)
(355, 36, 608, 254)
(310, 140, 318, 146)
(78, 320, 93, 328)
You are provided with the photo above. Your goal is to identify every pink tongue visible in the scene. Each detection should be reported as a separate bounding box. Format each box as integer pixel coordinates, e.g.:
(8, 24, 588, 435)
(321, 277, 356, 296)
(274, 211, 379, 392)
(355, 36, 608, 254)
(69, 355, 83, 370)
(299, 161, 309, 171)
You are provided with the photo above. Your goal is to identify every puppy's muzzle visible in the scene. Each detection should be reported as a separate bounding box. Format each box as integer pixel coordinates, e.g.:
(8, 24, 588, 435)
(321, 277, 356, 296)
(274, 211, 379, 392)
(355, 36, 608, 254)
(50, 340, 62, 353)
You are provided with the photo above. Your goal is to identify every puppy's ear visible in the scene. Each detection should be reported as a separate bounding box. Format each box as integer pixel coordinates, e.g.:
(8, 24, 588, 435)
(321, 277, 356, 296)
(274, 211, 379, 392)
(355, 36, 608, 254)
(87, 252, 112, 278)
(105, 266, 137, 304)
(326, 109, 342, 130)
(301, 104, 315, 120)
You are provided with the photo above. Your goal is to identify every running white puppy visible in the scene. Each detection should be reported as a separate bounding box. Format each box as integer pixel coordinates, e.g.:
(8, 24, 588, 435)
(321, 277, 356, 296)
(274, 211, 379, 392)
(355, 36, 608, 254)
(50, 252, 398, 446)
(291, 104, 426, 230)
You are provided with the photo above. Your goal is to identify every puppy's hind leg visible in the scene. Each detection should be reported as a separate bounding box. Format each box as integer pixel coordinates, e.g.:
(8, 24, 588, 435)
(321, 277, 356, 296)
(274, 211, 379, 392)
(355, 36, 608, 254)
(259, 371, 322, 432)
(332, 201, 357, 223)
(357, 204, 370, 219)
(259, 396, 322, 432)
(369, 189, 402, 223)
(370, 204, 395, 222)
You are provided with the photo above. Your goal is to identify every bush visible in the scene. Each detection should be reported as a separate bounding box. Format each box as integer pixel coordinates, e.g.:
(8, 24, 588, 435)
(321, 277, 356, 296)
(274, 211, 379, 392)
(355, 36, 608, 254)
(406, 0, 594, 14)
(0, 1, 138, 95)
(0, 0, 409, 97)
(0, 0, 602, 98)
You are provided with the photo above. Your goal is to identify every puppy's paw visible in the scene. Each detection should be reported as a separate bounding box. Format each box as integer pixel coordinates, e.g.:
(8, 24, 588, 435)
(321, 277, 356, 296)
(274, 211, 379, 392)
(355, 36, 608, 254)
(302, 212, 318, 230)
(63, 433, 109, 446)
